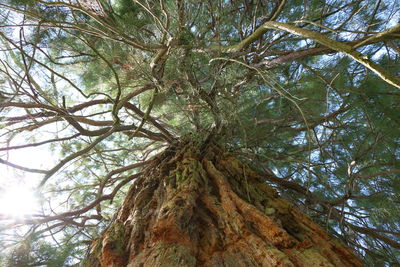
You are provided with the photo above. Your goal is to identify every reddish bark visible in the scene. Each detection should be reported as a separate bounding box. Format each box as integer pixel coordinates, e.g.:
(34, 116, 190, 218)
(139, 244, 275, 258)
(85, 140, 363, 267)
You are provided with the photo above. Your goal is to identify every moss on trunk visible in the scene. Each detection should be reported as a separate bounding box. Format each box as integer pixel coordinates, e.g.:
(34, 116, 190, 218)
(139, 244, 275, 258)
(85, 139, 363, 267)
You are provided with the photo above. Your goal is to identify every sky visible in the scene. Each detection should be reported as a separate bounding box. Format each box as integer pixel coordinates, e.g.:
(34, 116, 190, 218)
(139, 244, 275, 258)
(0, 146, 53, 217)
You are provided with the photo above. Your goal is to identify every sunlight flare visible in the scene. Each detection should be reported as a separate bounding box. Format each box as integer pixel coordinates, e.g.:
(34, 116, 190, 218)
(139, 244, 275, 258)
(0, 186, 39, 218)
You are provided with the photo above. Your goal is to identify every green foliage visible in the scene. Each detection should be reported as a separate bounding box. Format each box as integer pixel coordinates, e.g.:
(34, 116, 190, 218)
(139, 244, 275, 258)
(3, 234, 81, 267)
(0, 0, 399, 265)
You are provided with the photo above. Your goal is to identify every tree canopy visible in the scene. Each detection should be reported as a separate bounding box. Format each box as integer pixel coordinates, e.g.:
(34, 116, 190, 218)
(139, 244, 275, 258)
(0, 0, 399, 265)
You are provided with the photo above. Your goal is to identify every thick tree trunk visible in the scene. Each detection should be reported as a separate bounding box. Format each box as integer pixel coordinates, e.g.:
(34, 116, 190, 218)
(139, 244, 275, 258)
(84, 139, 363, 267)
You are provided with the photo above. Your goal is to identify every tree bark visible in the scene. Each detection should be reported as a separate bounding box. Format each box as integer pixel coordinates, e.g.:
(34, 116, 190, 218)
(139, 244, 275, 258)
(84, 139, 363, 267)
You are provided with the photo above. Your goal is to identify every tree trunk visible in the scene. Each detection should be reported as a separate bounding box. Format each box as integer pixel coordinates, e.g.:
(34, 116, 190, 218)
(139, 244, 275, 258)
(84, 139, 363, 267)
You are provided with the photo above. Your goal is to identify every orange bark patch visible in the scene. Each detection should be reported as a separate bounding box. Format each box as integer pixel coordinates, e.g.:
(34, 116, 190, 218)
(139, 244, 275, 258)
(101, 243, 127, 267)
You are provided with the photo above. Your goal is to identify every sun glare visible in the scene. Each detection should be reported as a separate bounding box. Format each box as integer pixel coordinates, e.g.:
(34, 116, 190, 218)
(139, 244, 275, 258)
(0, 186, 39, 218)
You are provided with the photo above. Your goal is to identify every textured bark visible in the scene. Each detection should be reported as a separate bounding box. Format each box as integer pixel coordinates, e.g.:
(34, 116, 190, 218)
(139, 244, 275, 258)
(84, 139, 363, 267)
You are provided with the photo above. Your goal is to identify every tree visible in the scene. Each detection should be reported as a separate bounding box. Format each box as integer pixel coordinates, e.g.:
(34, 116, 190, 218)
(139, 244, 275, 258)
(0, 0, 399, 266)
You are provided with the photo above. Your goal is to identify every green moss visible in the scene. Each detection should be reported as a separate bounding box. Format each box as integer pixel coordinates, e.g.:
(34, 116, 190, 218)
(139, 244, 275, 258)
(105, 221, 126, 255)
(268, 199, 292, 215)
(294, 248, 333, 266)
(264, 207, 276, 215)
(166, 170, 177, 188)
(151, 243, 197, 267)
